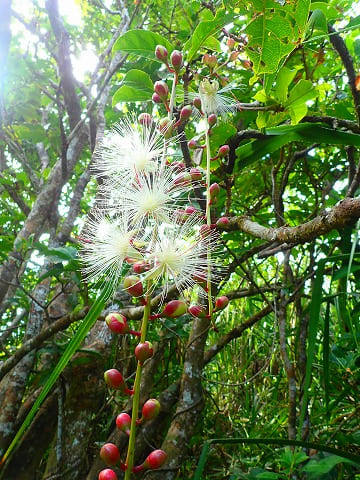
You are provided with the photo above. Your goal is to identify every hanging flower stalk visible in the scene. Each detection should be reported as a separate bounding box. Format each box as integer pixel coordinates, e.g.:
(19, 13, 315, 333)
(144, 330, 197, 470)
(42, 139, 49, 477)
(81, 46, 231, 480)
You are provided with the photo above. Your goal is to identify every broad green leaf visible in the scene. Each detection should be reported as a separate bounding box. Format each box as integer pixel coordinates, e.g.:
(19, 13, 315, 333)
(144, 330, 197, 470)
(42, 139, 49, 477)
(112, 29, 175, 61)
(184, 8, 234, 62)
(255, 472, 280, 479)
(246, 0, 311, 74)
(274, 67, 297, 104)
(112, 69, 153, 105)
(285, 79, 318, 124)
(202, 35, 221, 52)
(302, 455, 352, 474)
(306, 9, 328, 36)
(310, 2, 339, 20)
(236, 123, 360, 166)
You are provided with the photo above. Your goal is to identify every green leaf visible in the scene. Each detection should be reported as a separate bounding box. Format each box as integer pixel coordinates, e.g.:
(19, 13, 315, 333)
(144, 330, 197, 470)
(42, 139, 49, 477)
(112, 69, 153, 105)
(1, 285, 112, 466)
(285, 79, 318, 124)
(236, 123, 360, 167)
(35, 243, 78, 262)
(274, 66, 297, 104)
(310, 2, 339, 21)
(306, 9, 328, 36)
(302, 455, 352, 474)
(112, 29, 175, 61)
(184, 8, 234, 62)
(255, 473, 280, 479)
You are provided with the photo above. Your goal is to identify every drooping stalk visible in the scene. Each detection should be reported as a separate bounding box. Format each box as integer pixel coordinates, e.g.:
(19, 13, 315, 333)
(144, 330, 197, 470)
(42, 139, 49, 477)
(205, 125, 213, 319)
(124, 285, 152, 478)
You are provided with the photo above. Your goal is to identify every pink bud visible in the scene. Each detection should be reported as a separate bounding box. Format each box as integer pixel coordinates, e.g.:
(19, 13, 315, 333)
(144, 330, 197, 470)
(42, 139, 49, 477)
(218, 145, 230, 157)
(216, 216, 230, 228)
(171, 161, 186, 172)
(179, 105, 192, 121)
(116, 413, 131, 435)
(138, 112, 152, 126)
(202, 53, 217, 69)
(155, 45, 168, 62)
(123, 275, 143, 297)
(215, 296, 229, 311)
(199, 224, 211, 237)
(188, 305, 207, 318)
(188, 138, 199, 149)
(105, 313, 129, 334)
(227, 37, 236, 50)
(135, 341, 154, 364)
(143, 449, 167, 470)
(208, 113, 217, 127)
(100, 443, 121, 466)
(158, 117, 173, 138)
(184, 205, 196, 215)
(170, 50, 183, 71)
(98, 469, 118, 480)
(104, 369, 125, 390)
(193, 97, 202, 110)
(190, 167, 203, 181)
(173, 172, 192, 186)
(162, 300, 187, 318)
(142, 398, 161, 421)
(229, 51, 239, 62)
(209, 183, 220, 198)
(152, 92, 162, 104)
(133, 261, 150, 274)
(154, 81, 169, 99)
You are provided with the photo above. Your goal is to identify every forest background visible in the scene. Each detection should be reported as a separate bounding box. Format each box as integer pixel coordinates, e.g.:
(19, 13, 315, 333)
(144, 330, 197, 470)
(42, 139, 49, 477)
(0, 0, 359, 479)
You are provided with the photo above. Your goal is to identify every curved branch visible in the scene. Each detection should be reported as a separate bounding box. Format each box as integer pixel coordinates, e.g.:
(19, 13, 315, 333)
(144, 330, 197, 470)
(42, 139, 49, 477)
(218, 197, 360, 245)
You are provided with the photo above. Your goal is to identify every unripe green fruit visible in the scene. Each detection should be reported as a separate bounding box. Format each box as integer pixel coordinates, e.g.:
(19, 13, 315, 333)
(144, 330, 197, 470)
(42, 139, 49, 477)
(98, 469, 118, 480)
(100, 443, 120, 466)
(162, 300, 187, 318)
(155, 44, 168, 62)
(143, 449, 167, 470)
(142, 398, 161, 421)
(135, 341, 153, 364)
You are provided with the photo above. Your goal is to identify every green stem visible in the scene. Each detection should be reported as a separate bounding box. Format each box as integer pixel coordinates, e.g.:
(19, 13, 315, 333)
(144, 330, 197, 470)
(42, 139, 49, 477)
(168, 73, 178, 121)
(124, 287, 152, 479)
(205, 126, 213, 319)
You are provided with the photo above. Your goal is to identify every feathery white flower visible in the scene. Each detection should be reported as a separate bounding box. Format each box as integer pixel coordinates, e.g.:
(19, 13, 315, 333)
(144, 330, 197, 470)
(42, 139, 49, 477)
(94, 116, 167, 177)
(143, 217, 221, 297)
(81, 212, 143, 285)
(198, 78, 238, 116)
(102, 166, 195, 227)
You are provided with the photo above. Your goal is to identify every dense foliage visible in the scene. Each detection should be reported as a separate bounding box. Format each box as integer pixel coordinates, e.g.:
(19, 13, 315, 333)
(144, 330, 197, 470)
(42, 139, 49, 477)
(0, 0, 359, 479)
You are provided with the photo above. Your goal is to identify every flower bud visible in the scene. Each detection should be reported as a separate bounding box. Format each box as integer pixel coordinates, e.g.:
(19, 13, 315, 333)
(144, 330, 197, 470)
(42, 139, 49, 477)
(193, 97, 202, 110)
(162, 300, 187, 318)
(215, 296, 229, 311)
(104, 369, 125, 390)
(123, 275, 143, 297)
(155, 45, 168, 62)
(158, 117, 173, 138)
(98, 469, 118, 480)
(138, 112, 152, 126)
(173, 172, 192, 186)
(229, 51, 239, 62)
(135, 341, 154, 364)
(171, 161, 186, 172)
(184, 205, 196, 215)
(218, 145, 230, 158)
(143, 449, 167, 470)
(133, 261, 150, 274)
(208, 113, 217, 127)
(216, 216, 230, 228)
(154, 80, 169, 100)
(209, 182, 220, 198)
(199, 224, 211, 237)
(188, 138, 199, 150)
(170, 50, 183, 71)
(142, 398, 161, 421)
(227, 37, 236, 50)
(105, 313, 129, 334)
(188, 305, 207, 318)
(202, 53, 217, 69)
(100, 443, 120, 466)
(116, 413, 131, 435)
(190, 167, 203, 181)
(179, 105, 192, 121)
(152, 92, 162, 104)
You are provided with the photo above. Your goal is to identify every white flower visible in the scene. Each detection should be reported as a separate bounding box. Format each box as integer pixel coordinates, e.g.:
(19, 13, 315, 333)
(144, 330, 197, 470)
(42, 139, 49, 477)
(93, 116, 167, 178)
(101, 166, 195, 227)
(143, 217, 221, 298)
(81, 212, 143, 285)
(198, 78, 239, 116)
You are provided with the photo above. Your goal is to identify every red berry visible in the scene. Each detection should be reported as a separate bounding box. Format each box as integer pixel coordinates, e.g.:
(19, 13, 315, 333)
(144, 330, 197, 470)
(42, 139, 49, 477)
(135, 341, 154, 364)
(215, 296, 229, 311)
(170, 50, 183, 71)
(105, 313, 129, 334)
(116, 413, 131, 435)
(155, 45, 168, 62)
(188, 305, 207, 318)
(208, 113, 217, 127)
(98, 469, 118, 480)
(123, 275, 143, 297)
(218, 145, 230, 157)
(162, 300, 187, 318)
(142, 398, 161, 421)
(100, 443, 120, 466)
(104, 369, 125, 389)
(143, 449, 167, 470)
